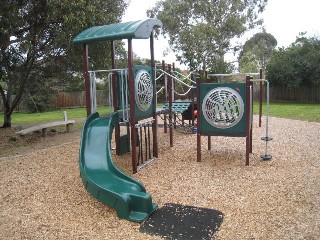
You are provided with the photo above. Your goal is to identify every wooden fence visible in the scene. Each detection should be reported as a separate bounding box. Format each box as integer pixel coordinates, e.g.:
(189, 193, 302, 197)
(0, 90, 109, 112)
(1, 86, 319, 113)
(54, 90, 109, 108)
(252, 85, 320, 103)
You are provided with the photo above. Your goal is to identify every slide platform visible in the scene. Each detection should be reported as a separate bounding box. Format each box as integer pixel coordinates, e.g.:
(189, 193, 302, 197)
(79, 112, 157, 222)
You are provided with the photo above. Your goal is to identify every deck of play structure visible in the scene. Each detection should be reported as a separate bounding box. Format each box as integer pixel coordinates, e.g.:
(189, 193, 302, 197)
(72, 19, 272, 222)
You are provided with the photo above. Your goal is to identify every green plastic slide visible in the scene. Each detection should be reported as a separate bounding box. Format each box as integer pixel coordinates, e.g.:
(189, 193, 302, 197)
(79, 112, 157, 222)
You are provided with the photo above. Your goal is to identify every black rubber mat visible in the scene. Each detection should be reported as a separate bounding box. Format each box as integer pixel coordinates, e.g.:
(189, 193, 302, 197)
(140, 203, 224, 240)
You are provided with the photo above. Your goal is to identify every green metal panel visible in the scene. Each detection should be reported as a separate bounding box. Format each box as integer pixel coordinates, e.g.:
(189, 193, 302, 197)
(73, 19, 162, 44)
(134, 65, 155, 120)
(200, 83, 247, 136)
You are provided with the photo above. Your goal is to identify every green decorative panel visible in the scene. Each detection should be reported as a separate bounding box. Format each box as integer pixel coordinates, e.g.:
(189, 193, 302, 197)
(134, 65, 155, 120)
(200, 83, 247, 136)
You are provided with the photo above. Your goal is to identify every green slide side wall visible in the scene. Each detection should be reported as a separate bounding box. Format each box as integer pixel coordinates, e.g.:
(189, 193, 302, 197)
(79, 112, 157, 222)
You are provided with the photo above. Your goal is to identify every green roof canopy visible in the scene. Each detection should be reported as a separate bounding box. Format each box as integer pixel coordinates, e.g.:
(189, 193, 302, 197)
(73, 18, 162, 44)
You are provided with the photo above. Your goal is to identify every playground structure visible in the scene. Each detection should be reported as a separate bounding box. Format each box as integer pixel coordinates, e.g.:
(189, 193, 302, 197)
(154, 62, 272, 163)
(73, 18, 272, 222)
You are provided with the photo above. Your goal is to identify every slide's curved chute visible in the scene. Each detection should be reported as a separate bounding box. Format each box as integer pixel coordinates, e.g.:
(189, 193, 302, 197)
(79, 112, 157, 222)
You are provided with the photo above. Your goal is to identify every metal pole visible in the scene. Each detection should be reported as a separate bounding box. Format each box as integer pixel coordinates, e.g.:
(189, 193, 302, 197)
(172, 62, 177, 128)
(191, 73, 195, 128)
(196, 74, 201, 162)
(128, 38, 137, 173)
(150, 31, 158, 158)
(111, 41, 120, 156)
(83, 44, 91, 116)
(250, 78, 272, 160)
(162, 60, 168, 133)
(250, 78, 253, 153)
(168, 64, 173, 147)
(245, 76, 251, 166)
(259, 69, 263, 127)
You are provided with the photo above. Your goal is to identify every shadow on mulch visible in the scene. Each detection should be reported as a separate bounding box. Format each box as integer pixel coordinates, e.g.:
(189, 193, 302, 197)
(140, 203, 224, 240)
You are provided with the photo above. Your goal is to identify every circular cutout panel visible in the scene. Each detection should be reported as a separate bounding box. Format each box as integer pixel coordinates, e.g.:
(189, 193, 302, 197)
(135, 69, 153, 112)
(202, 87, 244, 129)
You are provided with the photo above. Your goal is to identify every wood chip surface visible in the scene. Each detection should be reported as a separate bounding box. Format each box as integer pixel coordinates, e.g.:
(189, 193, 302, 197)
(0, 116, 319, 239)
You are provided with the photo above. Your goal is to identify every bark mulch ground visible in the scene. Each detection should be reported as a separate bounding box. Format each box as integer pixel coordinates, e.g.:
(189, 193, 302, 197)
(0, 116, 319, 239)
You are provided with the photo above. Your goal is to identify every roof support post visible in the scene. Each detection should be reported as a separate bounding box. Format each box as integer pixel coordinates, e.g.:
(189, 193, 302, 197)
(162, 60, 167, 133)
(128, 38, 137, 173)
(245, 75, 251, 166)
(168, 64, 173, 147)
(150, 31, 158, 158)
(196, 74, 201, 162)
(83, 44, 91, 116)
(111, 41, 121, 155)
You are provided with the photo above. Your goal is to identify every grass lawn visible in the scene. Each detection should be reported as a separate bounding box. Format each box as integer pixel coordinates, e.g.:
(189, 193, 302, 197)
(0, 106, 112, 125)
(1, 102, 319, 126)
(253, 101, 320, 122)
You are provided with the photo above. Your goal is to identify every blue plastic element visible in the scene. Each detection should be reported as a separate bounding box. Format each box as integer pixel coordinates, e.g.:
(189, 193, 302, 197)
(79, 112, 157, 222)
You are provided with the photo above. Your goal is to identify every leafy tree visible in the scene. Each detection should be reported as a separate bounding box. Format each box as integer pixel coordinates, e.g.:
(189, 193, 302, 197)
(0, 0, 128, 127)
(266, 34, 320, 88)
(148, 0, 267, 72)
(239, 31, 277, 72)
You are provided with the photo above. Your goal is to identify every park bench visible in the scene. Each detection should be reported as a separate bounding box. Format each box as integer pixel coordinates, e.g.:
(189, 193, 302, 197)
(16, 111, 75, 137)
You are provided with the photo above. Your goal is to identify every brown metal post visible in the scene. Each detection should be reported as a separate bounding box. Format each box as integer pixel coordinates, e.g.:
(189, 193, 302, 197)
(128, 38, 137, 173)
(172, 62, 177, 128)
(204, 70, 211, 149)
(196, 74, 201, 162)
(162, 60, 168, 133)
(83, 44, 91, 116)
(205, 70, 209, 83)
(172, 62, 176, 101)
(191, 73, 195, 127)
(150, 31, 158, 158)
(168, 64, 173, 147)
(245, 76, 251, 166)
(259, 68, 263, 127)
(111, 41, 120, 155)
(250, 78, 253, 154)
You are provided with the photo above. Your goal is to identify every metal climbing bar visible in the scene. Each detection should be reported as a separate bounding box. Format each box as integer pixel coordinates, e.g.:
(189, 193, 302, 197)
(207, 72, 260, 77)
(89, 71, 97, 113)
(135, 118, 156, 169)
(156, 69, 195, 88)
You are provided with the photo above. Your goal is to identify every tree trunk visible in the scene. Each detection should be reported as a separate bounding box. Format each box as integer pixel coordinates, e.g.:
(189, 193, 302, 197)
(2, 110, 12, 128)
